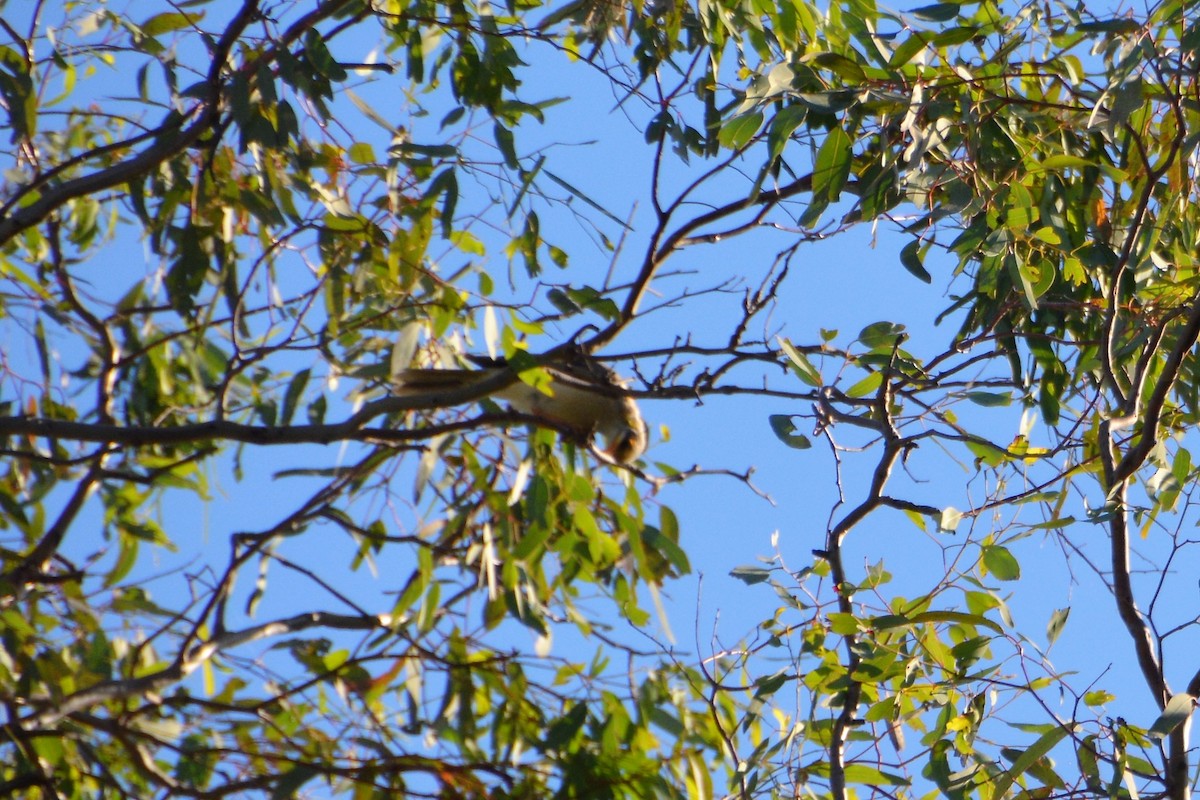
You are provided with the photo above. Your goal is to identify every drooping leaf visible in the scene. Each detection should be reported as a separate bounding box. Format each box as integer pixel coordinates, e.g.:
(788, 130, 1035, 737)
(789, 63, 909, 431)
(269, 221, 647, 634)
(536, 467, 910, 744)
(1148, 694, 1197, 739)
(900, 240, 932, 283)
(1045, 607, 1069, 647)
(990, 725, 1074, 800)
(777, 337, 822, 386)
(812, 125, 853, 204)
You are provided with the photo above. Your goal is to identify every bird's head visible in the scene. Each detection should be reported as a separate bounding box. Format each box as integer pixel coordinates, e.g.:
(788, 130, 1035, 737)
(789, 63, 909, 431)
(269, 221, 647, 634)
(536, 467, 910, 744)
(598, 399, 648, 465)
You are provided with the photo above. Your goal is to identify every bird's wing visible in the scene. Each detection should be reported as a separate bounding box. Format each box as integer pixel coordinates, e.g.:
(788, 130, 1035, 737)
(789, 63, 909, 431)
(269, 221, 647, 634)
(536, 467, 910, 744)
(393, 359, 646, 464)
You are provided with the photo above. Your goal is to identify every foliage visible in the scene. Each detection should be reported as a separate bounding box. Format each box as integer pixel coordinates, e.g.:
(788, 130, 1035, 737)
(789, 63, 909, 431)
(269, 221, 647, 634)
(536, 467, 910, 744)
(4, 0, 1200, 799)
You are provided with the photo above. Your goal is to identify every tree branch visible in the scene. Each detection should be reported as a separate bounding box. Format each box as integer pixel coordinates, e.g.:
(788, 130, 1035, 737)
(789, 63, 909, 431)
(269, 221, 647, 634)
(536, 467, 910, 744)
(16, 610, 392, 730)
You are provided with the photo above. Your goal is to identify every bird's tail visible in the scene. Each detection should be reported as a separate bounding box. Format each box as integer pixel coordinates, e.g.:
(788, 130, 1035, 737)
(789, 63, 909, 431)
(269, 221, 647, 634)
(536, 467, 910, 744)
(391, 368, 481, 393)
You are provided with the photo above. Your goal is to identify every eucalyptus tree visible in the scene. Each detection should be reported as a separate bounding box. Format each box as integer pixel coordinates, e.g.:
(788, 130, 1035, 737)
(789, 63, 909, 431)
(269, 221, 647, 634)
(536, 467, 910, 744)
(2, 1, 1200, 799)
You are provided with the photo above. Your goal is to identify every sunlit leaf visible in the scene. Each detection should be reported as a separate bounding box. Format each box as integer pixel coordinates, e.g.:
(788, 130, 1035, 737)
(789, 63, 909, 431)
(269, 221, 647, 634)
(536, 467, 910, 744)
(140, 11, 203, 36)
(718, 111, 764, 149)
(777, 337, 822, 386)
(813, 125, 853, 203)
(939, 506, 962, 532)
(981, 545, 1021, 581)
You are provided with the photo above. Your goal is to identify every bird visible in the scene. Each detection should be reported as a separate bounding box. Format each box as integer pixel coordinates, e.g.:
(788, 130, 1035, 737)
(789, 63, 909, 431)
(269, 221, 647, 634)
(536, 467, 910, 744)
(393, 354, 647, 464)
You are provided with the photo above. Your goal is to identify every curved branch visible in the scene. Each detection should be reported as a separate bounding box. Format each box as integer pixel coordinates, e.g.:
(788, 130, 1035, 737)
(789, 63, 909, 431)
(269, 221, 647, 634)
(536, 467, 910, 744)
(16, 610, 392, 730)
(584, 171, 818, 352)
(2, 459, 105, 587)
(1111, 295, 1200, 486)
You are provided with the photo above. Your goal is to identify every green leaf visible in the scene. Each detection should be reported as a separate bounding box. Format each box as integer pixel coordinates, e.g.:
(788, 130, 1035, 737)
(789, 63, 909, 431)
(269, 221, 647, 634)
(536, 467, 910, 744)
(858, 321, 906, 350)
(873, 609, 1003, 634)
(280, 369, 311, 427)
(767, 105, 807, 161)
(140, 11, 203, 36)
(1083, 691, 1114, 707)
(932, 26, 980, 46)
(1015, 259, 1055, 307)
(964, 391, 1012, 407)
(966, 439, 1008, 467)
(649, 510, 690, 575)
(494, 122, 518, 169)
(1029, 517, 1075, 530)
(753, 668, 793, 697)
(813, 125, 852, 203)
(718, 111, 764, 149)
(809, 52, 867, 82)
(889, 34, 930, 69)
(1035, 154, 1096, 171)
(272, 765, 319, 799)
(765, 62, 794, 94)
(564, 286, 619, 319)
(794, 90, 858, 113)
(303, 30, 346, 81)
(1077, 19, 1142, 34)
(1148, 694, 1196, 739)
(827, 612, 861, 634)
(166, 225, 210, 314)
(542, 168, 634, 229)
(981, 544, 1021, 581)
(0, 256, 54, 301)
(1032, 226, 1061, 244)
(392, 141, 458, 158)
(990, 725, 1074, 800)
(769, 415, 812, 449)
(777, 337, 822, 386)
(1108, 77, 1145, 130)
(914, 610, 1004, 634)
(438, 169, 459, 237)
(104, 533, 140, 588)
(842, 764, 910, 786)
(846, 371, 883, 398)
(1045, 607, 1069, 647)
(1077, 735, 1103, 791)
(900, 240, 932, 283)
(348, 142, 376, 164)
(909, 3, 960, 22)
(450, 230, 486, 256)
(545, 702, 588, 749)
(730, 566, 772, 585)
(547, 289, 582, 316)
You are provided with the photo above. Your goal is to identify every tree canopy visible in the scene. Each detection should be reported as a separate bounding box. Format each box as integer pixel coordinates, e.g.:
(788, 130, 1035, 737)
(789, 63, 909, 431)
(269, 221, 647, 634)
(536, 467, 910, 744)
(4, 0, 1200, 798)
